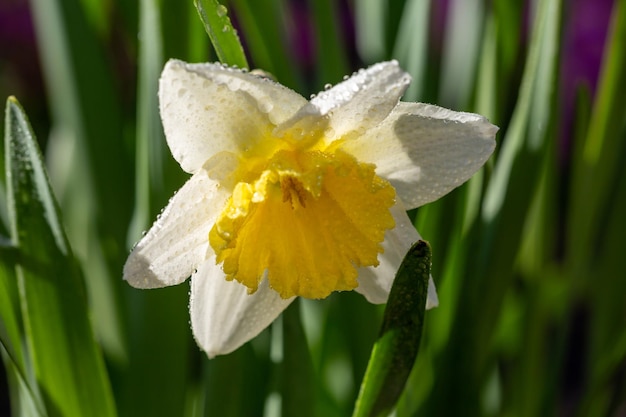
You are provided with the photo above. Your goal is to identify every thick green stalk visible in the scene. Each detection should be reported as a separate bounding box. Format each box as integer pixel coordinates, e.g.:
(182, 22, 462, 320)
(353, 241, 431, 417)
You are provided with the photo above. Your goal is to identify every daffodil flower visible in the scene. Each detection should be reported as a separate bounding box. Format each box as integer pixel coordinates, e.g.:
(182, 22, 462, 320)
(124, 59, 497, 358)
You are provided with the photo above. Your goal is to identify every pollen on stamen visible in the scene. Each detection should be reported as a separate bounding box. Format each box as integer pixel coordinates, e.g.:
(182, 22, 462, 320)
(281, 176, 307, 209)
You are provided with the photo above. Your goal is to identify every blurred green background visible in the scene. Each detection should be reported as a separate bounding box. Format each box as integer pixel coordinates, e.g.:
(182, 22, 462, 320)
(1, 0, 625, 416)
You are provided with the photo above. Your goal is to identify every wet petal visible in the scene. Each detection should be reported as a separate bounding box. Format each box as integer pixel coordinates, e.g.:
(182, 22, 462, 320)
(274, 61, 410, 145)
(342, 102, 497, 210)
(159, 59, 307, 173)
(190, 258, 294, 358)
(355, 202, 439, 308)
(124, 170, 229, 288)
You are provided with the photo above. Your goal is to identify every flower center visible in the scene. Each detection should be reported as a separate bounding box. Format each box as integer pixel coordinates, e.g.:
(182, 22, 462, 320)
(281, 176, 307, 209)
(209, 148, 396, 299)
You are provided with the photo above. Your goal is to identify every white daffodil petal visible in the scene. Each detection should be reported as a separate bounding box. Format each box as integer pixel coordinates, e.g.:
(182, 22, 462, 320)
(124, 170, 228, 289)
(159, 59, 307, 173)
(426, 276, 439, 309)
(274, 61, 410, 143)
(355, 203, 438, 309)
(342, 102, 497, 210)
(190, 259, 295, 358)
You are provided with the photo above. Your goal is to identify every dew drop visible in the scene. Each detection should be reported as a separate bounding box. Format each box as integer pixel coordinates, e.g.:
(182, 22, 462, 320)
(216, 4, 228, 17)
(222, 25, 230, 32)
(258, 101, 274, 113)
(309, 93, 316, 99)
(324, 83, 332, 90)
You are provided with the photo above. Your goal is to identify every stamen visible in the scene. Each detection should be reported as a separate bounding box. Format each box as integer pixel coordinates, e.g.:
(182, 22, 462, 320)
(209, 148, 396, 299)
(281, 176, 307, 209)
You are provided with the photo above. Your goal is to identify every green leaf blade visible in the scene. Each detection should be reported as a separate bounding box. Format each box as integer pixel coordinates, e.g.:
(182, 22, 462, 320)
(4, 97, 117, 417)
(282, 300, 316, 417)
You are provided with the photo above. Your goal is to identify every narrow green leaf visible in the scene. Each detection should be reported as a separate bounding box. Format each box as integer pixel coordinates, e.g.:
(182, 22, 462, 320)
(354, 0, 387, 62)
(186, 0, 212, 63)
(282, 299, 315, 417)
(202, 344, 272, 417)
(493, 0, 524, 83)
(578, 124, 626, 417)
(568, 0, 626, 270)
(392, 0, 431, 101)
(119, 286, 193, 417)
(580, 0, 626, 165)
(474, 15, 498, 122)
(194, 0, 249, 68)
(29, 0, 131, 242)
(421, 0, 562, 413)
(352, 241, 431, 417)
(1, 241, 48, 416)
(230, 0, 300, 90)
(1, 345, 47, 417)
(438, 0, 485, 108)
(5, 97, 117, 417)
(118, 2, 195, 415)
(310, 0, 350, 87)
(28, 0, 128, 360)
(127, 0, 165, 247)
(478, 0, 561, 282)
(0, 241, 22, 370)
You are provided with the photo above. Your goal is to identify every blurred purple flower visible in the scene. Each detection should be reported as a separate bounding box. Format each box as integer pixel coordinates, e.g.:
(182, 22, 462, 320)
(0, 0, 43, 101)
(0, 0, 46, 129)
(287, 0, 315, 71)
(559, 0, 614, 159)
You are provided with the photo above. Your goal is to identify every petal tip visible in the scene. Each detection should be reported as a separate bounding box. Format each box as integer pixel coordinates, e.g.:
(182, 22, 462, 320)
(190, 266, 295, 359)
(123, 251, 161, 289)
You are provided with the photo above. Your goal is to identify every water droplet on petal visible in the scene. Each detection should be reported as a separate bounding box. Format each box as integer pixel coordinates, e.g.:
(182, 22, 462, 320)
(324, 83, 332, 90)
(258, 101, 274, 113)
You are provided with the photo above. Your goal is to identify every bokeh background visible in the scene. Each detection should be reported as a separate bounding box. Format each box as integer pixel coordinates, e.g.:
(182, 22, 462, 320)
(1, 0, 625, 416)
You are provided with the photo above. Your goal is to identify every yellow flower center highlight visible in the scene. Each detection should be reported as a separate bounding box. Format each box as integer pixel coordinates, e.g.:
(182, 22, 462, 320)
(209, 147, 396, 299)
